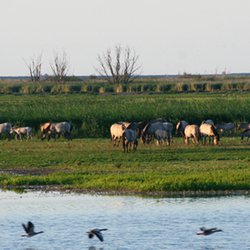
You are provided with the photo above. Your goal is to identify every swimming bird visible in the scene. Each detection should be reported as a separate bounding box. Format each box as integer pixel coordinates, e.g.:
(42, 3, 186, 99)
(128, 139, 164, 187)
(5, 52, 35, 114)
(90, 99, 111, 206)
(22, 221, 44, 237)
(196, 227, 222, 236)
(87, 228, 108, 242)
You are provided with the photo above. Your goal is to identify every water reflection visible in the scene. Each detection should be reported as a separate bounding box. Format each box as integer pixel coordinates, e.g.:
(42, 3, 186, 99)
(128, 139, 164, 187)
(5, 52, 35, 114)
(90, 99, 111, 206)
(0, 191, 249, 250)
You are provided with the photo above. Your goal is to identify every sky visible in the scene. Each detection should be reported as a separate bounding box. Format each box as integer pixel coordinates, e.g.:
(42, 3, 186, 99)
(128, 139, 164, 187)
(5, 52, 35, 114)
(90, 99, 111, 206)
(1, 0, 250, 76)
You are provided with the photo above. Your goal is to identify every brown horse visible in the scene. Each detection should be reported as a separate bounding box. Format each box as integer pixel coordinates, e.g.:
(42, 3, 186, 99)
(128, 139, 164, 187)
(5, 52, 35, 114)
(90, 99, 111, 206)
(176, 120, 189, 136)
(40, 122, 52, 140)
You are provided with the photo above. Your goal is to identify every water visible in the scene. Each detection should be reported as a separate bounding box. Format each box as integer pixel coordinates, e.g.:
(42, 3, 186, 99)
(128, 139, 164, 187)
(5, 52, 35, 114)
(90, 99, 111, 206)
(0, 191, 249, 250)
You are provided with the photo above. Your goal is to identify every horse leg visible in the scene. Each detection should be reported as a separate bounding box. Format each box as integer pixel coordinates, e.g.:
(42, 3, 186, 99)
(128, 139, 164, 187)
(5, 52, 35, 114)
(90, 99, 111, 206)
(117, 137, 121, 147)
(191, 136, 195, 144)
(167, 133, 171, 145)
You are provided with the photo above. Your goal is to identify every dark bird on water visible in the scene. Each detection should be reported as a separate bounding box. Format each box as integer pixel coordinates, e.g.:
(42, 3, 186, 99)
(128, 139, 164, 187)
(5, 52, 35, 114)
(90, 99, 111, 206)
(196, 227, 223, 236)
(21, 221, 44, 237)
(87, 228, 108, 242)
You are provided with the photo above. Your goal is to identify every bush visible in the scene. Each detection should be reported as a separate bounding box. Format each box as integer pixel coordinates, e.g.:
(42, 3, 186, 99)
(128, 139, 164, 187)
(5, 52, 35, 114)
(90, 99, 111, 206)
(70, 85, 81, 93)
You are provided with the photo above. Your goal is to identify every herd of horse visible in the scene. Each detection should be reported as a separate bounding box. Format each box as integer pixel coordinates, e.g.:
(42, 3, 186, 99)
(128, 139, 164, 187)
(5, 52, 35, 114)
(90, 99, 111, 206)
(110, 119, 250, 152)
(0, 119, 250, 152)
(0, 121, 73, 141)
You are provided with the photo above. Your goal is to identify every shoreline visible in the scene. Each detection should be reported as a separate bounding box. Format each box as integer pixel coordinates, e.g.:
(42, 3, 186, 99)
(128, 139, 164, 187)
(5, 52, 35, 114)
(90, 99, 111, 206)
(2, 185, 250, 198)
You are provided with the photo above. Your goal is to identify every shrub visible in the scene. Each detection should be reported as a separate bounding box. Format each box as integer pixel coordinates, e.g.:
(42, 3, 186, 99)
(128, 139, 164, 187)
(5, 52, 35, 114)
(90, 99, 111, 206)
(70, 85, 81, 93)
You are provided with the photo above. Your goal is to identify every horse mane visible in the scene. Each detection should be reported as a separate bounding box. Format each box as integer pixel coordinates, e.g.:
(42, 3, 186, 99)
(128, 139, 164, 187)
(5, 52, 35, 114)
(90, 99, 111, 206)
(126, 122, 137, 130)
(142, 123, 150, 135)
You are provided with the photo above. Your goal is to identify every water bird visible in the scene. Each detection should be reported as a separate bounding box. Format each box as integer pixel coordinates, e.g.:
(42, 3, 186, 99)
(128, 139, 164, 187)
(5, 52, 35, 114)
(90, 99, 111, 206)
(21, 221, 44, 237)
(87, 228, 108, 242)
(196, 227, 222, 236)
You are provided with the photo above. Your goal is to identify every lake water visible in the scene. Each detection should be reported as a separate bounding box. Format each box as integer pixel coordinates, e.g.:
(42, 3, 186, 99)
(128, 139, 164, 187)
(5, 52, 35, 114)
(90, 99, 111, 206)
(0, 191, 249, 250)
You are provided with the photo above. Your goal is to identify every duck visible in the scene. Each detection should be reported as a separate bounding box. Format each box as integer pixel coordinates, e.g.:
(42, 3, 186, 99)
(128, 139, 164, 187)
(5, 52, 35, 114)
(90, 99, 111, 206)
(196, 227, 222, 236)
(86, 228, 108, 242)
(22, 221, 44, 237)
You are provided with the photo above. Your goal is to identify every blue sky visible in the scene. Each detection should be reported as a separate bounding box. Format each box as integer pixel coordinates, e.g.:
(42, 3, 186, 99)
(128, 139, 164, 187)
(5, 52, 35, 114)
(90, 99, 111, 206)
(1, 0, 250, 76)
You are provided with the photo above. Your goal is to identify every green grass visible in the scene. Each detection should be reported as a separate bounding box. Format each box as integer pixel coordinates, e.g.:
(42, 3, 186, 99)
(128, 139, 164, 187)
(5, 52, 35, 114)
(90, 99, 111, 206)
(0, 92, 250, 137)
(0, 138, 249, 195)
(0, 90, 250, 195)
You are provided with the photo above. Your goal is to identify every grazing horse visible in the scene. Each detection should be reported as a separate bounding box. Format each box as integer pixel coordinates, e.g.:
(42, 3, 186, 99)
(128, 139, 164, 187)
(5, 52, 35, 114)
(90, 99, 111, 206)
(49, 122, 72, 140)
(184, 124, 200, 144)
(241, 129, 250, 142)
(142, 120, 173, 145)
(237, 122, 250, 131)
(40, 122, 52, 140)
(41, 121, 72, 141)
(10, 127, 32, 140)
(122, 128, 138, 152)
(215, 122, 235, 134)
(163, 122, 173, 143)
(176, 120, 189, 136)
(152, 122, 173, 145)
(0, 122, 12, 139)
(200, 124, 219, 145)
(154, 129, 170, 145)
(110, 122, 129, 147)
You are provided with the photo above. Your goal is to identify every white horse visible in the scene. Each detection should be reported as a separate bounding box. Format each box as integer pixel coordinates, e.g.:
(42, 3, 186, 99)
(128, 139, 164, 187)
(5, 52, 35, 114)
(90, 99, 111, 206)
(200, 124, 219, 145)
(10, 127, 32, 140)
(110, 122, 129, 147)
(184, 124, 200, 144)
(0, 122, 12, 139)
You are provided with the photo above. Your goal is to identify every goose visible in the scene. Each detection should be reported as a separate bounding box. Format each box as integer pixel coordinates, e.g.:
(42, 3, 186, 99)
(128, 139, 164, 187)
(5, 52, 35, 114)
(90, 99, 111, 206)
(22, 221, 44, 237)
(196, 227, 222, 236)
(86, 228, 108, 242)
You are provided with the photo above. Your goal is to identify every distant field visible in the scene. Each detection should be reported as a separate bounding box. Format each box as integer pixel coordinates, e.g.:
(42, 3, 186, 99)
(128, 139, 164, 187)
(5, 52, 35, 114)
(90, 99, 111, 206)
(0, 138, 249, 195)
(0, 92, 250, 137)
(1, 75, 250, 95)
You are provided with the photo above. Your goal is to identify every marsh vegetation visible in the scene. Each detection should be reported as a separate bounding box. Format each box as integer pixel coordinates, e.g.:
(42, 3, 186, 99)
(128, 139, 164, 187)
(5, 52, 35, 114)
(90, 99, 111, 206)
(0, 137, 249, 195)
(0, 82, 249, 195)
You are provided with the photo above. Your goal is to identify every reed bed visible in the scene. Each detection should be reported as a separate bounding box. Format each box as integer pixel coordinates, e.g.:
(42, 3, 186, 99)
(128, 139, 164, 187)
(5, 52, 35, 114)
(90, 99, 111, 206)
(0, 93, 249, 137)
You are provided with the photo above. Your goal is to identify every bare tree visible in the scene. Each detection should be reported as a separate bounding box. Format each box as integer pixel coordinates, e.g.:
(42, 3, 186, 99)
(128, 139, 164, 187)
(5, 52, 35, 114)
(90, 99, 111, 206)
(50, 51, 70, 82)
(96, 45, 141, 84)
(25, 54, 42, 81)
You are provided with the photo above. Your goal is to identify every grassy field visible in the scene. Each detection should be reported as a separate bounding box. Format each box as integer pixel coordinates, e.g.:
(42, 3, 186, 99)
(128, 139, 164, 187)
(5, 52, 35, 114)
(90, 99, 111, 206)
(0, 90, 250, 196)
(0, 92, 250, 137)
(0, 137, 249, 196)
